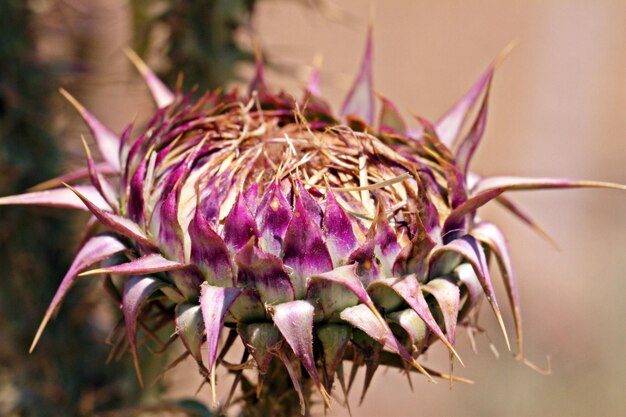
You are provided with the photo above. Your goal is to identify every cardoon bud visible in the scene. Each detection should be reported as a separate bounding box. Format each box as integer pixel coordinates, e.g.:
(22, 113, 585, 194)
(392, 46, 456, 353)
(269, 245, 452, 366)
(1, 29, 624, 416)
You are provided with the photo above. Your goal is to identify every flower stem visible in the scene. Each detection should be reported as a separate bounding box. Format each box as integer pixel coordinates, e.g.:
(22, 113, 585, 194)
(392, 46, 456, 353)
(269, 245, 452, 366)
(239, 358, 313, 417)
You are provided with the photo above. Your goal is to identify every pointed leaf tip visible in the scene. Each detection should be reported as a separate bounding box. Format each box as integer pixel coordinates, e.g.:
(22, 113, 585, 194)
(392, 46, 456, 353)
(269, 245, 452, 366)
(368, 276, 465, 367)
(323, 189, 359, 266)
(59, 88, 121, 171)
(0, 185, 110, 211)
(341, 26, 374, 124)
(455, 80, 490, 177)
(434, 63, 494, 149)
(80, 135, 119, 212)
(473, 176, 626, 195)
(122, 276, 166, 386)
(189, 211, 234, 286)
(124, 48, 175, 109)
(175, 304, 204, 363)
(256, 180, 292, 256)
(435, 41, 515, 149)
(340, 304, 434, 382)
(472, 221, 522, 355)
(422, 278, 461, 345)
(238, 322, 282, 374)
(64, 183, 156, 249)
(377, 93, 407, 134)
(283, 189, 333, 298)
(235, 239, 295, 304)
(79, 253, 186, 277)
(445, 176, 626, 237)
(271, 300, 331, 408)
(200, 285, 242, 379)
(30, 235, 127, 353)
(316, 324, 351, 389)
(276, 349, 307, 414)
(308, 264, 384, 327)
(431, 236, 510, 351)
(223, 192, 259, 253)
(249, 44, 268, 96)
(495, 194, 560, 250)
(307, 53, 323, 97)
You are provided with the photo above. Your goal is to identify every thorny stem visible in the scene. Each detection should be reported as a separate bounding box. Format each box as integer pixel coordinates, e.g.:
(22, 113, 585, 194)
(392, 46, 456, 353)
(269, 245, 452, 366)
(238, 358, 314, 417)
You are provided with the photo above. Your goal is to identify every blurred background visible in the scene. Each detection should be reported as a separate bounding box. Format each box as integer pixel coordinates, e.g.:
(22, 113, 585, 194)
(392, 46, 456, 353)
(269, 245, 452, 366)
(1, 1, 625, 416)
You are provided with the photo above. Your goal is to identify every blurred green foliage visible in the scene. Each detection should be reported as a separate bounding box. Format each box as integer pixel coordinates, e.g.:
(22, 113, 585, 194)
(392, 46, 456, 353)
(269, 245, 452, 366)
(0, 1, 145, 416)
(132, 0, 257, 92)
(0, 0, 259, 415)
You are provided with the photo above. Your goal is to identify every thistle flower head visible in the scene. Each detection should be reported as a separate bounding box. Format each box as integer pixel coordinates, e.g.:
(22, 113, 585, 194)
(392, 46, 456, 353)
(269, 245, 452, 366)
(2, 30, 624, 415)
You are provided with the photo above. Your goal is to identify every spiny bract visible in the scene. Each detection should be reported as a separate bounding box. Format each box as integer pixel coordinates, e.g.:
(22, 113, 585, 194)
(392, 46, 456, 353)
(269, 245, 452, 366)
(2, 30, 623, 414)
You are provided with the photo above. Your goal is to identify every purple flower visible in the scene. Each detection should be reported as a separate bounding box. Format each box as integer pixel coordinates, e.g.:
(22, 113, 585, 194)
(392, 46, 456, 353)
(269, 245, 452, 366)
(1, 31, 624, 415)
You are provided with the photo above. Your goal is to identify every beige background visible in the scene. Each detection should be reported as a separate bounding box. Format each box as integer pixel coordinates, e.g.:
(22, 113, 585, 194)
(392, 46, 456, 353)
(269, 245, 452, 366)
(39, 1, 626, 416)
(249, 2, 626, 416)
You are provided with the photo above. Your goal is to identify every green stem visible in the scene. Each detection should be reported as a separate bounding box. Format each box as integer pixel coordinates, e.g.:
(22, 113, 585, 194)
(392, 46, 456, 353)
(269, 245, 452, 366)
(239, 357, 313, 417)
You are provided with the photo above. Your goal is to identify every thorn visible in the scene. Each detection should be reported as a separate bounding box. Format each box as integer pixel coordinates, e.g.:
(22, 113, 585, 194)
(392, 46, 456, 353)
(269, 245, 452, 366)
(367, 302, 387, 330)
(348, 355, 359, 393)
(307, 53, 324, 96)
(29, 312, 52, 354)
(313, 52, 324, 70)
(195, 378, 207, 396)
(278, 350, 306, 416)
(58, 89, 121, 171)
(132, 347, 145, 388)
(78, 268, 106, 277)
(489, 342, 500, 359)
(495, 195, 561, 250)
(337, 362, 352, 417)
(467, 326, 478, 354)
(319, 384, 332, 409)
(175, 72, 184, 93)
(249, 40, 267, 96)
(409, 358, 435, 384)
(403, 361, 414, 392)
(254, 41, 263, 66)
(368, 1, 376, 27)
(79, 135, 92, 160)
(123, 47, 175, 109)
(422, 365, 475, 384)
(153, 351, 190, 384)
(106, 328, 125, 365)
(210, 361, 217, 407)
(58, 88, 85, 115)
(441, 337, 465, 368)
(494, 308, 511, 351)
(516, 353, 552, 375)
(494, 39, 519, 70)
(448, 351, 454, 390)
(256, 373, 264, 399)
(223, 371, 243, 411)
